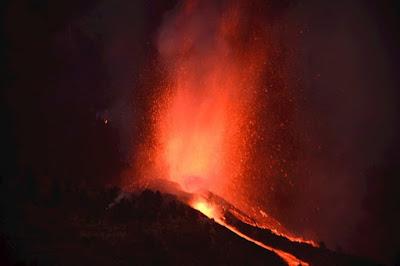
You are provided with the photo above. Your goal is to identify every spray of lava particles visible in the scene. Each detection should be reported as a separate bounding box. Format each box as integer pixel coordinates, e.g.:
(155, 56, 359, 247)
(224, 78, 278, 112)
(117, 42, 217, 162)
(152, 0, 265, 205)
(133, 0, 315, 265)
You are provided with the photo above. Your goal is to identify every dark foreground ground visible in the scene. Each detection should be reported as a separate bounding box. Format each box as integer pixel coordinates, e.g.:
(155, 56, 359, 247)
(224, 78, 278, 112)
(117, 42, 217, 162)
(0, 186, 381, 266)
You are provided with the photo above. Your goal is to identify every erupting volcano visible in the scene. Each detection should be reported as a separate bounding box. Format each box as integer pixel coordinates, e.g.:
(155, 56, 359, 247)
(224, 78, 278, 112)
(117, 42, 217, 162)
(151, 0, 264, 197)
(127, 0, 316, 265)
(2, 0, 398, 265)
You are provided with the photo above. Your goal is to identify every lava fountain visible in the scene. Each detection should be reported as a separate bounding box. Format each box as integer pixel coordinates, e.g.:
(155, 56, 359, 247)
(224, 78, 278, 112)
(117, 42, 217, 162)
(132, 0, 313, 265)
(152, 0, 265, 206)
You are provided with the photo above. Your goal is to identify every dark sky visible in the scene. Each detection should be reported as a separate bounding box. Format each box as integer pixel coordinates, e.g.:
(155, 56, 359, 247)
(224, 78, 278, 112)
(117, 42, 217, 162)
(1, 0, 399, 264)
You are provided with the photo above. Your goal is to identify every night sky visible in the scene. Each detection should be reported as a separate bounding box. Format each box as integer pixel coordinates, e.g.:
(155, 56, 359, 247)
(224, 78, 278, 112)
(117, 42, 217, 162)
(1, 0, 400, 264)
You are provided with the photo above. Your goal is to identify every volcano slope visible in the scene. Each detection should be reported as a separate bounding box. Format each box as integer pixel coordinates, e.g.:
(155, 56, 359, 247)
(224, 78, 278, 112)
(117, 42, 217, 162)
(1, 188, 380, 266)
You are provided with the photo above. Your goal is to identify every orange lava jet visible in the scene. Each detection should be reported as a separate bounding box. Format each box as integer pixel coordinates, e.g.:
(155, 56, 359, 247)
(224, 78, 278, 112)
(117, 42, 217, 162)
(133, 1, 316, 265)
(152, 0, 265, 209)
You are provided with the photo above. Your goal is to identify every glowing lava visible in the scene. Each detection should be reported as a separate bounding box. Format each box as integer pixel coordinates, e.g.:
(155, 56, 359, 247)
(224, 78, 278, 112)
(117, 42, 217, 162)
(191, 199, 218, 219)
(132, 1, 316, 265)
(151, 0, 266, 207)
(219, 222, 309, 266)
(191, 198, 308, 266)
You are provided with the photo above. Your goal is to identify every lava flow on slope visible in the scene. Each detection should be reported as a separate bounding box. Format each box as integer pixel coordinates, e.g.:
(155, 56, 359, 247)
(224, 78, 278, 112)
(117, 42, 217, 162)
(189, 193, 309, 266)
